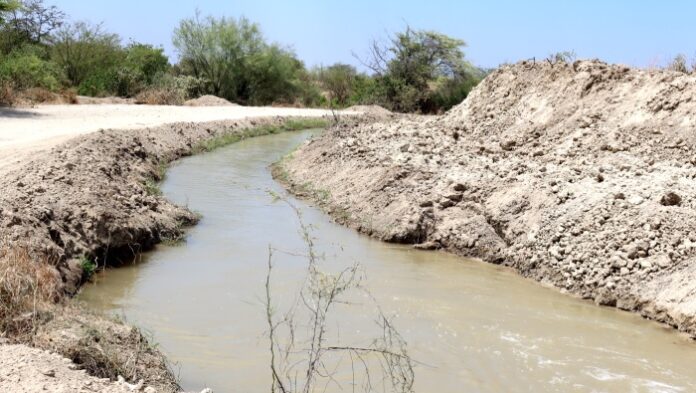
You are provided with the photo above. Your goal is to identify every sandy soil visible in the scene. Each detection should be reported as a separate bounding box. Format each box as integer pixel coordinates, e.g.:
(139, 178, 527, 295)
(0, 104, 342, 174)
(277, 60, 696, 338)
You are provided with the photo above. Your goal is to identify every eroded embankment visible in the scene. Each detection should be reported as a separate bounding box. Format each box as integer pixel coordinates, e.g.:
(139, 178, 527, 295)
(276, 60, 696, 338)
(0, 116, 326, 392)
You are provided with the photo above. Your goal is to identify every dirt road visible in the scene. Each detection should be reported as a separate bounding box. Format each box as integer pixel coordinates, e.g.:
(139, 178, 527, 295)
(0, 104, 341, 174)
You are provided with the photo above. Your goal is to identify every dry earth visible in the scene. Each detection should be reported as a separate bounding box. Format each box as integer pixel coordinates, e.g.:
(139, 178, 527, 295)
(0, 344, 135, 393)
(277, 60, 696, 338)
(0, 104, 343, 392)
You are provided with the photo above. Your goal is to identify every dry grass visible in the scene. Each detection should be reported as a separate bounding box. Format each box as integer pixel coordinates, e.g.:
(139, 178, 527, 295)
(134, 87, 185, 106)
(0, 85, 78, 107)
(0, 245, 61, 340)
(0, 81, 17, 107)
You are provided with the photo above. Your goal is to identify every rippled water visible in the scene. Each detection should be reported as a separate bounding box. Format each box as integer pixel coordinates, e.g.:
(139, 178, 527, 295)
(79, 130, 696, 393)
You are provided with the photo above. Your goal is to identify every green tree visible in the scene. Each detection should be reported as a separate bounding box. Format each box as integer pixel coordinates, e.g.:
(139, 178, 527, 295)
(359, 27, 479, 113)
(124, 43, 169, 85)
(317, 63, 358, 106)
(51, 21, 123, 88)
(0, 44, 63, 90)
(0, 0, 19, 23)
(173, 13, 315, 105)
(173, 14, 264, 101)
(0, 0, 64, 51)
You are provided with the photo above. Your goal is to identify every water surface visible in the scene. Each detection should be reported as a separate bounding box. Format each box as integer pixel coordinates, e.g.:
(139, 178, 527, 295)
(80, 130, 696, 393)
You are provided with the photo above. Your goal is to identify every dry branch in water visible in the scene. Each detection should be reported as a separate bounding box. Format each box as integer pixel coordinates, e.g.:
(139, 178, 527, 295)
(264, 196, 415, 393)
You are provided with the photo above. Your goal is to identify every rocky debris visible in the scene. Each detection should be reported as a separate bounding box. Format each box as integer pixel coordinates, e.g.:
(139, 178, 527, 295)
(661, 191, 682, 206)
(183, 95, 237, 107)
(33, 309, 179, 392)
(1, 342, 215, 392)
(0, 344, 134, 393)
(278, 60, 696, 337)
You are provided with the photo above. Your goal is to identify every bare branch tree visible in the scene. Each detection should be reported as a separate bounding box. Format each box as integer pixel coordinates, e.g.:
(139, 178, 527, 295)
(264, 196, 415, 393)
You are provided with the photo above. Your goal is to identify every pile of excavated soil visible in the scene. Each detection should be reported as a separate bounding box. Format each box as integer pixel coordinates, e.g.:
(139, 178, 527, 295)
(277, 60, 696, 337)
(345, 105, 393, 117)
(0, 344, 134, 393)
(184, 95, 237, 107)
(0, 117, 309, 294)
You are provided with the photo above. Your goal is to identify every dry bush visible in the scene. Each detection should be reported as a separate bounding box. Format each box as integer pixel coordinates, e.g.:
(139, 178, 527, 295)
(60, 88, 78, 104)
(0, 87, 79, 107)
(21, 87, 55, 103)
(0, 81, 17, 107)
(668, 54, 689, 73)
(0, 245, 61, 339)
(265, 198, 415, 393)
(134, 87, 185, 105)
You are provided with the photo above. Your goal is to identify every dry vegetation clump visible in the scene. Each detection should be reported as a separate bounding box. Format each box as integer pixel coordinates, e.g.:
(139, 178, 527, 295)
(0, 81, 16, 107)
(134, 87, 186, 105)
(0, 84, 78, 107)
(33, 309, 181, 392)
(0, 245, 61, 340)
(0, 246, 179, 391)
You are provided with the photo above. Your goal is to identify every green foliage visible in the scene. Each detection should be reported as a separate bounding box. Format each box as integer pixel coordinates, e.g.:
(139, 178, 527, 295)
(0, 45, 63, 90)
(51, 22, 123, 88)
(124, 43, 169, 85)
(0, 0, 19, 23)
(366, 27, 477, 113)
(143, 177, 161, 196)
(317, 63, 358, 106)
(173, 13, 320, 106)
(53, 22, 171, 97)
(0, 0, 65, 52)
(80, 255, 97, 278)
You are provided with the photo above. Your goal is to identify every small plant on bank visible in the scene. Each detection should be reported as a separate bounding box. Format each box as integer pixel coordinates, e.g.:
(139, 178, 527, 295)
(80, 255, 97, 279)
(143, 177, 162, 196)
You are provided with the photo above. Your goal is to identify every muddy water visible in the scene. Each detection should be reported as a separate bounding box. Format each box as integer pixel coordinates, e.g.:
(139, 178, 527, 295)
(79, 130, 696, 393)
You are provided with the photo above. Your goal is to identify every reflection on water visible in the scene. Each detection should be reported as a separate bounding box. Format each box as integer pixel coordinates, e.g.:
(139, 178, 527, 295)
(79, 130, 696, 393)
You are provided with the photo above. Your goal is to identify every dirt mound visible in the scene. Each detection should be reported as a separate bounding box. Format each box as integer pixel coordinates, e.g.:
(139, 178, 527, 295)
(184, 95, 237, 107)
(346, 105, 392, 116)
(0, 117, 299, 295)
(277, 60, 696, 337)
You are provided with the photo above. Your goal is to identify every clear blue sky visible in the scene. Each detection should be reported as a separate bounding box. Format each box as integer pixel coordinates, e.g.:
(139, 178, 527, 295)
(53, 0, 694, 70)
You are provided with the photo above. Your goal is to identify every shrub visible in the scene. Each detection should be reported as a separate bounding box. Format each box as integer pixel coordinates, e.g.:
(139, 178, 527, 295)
(135, 87, 184, 105)
(123, 43, 169, 85)
(356, 27, 481, 113)
(52, 21, 124, 93)
(174, 13, 318, 106)
(0, 80, 16, 106)
(0, 46, 64, 91)
(668, 54, 689, 73)
(77, 68, 116, 96)
(134, 74, 206, 105)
